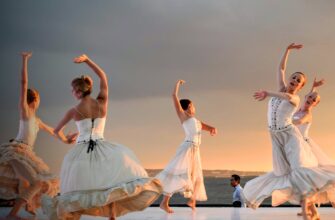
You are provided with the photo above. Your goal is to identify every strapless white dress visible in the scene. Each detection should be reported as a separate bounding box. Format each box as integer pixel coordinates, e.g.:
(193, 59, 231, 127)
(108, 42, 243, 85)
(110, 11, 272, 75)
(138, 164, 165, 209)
(42, 117, 162, 219)
(0, 116, 59, 212)
(243, 97, 335, 208)
(156, 117, 207, 201)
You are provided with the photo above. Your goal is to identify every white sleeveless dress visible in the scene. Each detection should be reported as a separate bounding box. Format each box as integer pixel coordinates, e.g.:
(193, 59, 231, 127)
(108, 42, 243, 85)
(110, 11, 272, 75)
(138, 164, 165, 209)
(293, 112, 335, 204)
(42, 117, 162, 219)
(156, 117, 207, 201)
(243, 96, 335, 208)
(0, 117, 59, 212)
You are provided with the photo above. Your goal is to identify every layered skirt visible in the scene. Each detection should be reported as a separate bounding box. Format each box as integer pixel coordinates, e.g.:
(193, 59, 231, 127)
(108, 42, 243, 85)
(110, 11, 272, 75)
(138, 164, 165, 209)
(42, 140, 162, 219)
(156, 141, 207, 201)
(243, 126, 335, 208)
(0, 141, 59, 212)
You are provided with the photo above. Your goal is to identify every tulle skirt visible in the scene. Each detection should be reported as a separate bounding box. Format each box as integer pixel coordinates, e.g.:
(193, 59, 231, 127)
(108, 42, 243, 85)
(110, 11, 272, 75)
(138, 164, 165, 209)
(156, 141, 207, 201)
(243, 126, 335, 209)
(42, 140, 162, 219)
(0, 141, 59, 212)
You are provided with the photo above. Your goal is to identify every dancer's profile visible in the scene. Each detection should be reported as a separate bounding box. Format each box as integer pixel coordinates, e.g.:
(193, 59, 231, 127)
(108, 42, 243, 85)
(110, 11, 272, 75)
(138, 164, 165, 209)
(157, 80, 217, 213)
(243, 43, 335, 220)
(0, 52, 64, 220)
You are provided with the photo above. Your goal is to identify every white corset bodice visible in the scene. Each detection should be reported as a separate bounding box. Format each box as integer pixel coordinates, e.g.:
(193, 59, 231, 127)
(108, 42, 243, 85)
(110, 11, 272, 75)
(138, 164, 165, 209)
(183, 117, 202, 145)
(15, 117, 39, 146)
(76, 117, 106, 143)
(267, 96, 299, 130)
(293, 112, 311, 138)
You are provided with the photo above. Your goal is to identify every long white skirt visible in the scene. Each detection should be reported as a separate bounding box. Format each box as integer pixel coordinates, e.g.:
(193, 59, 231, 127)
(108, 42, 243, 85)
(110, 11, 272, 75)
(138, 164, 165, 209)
(156, 141, 207, 201)
(243, 126, 335, 209)
(42, 140, 162, 219)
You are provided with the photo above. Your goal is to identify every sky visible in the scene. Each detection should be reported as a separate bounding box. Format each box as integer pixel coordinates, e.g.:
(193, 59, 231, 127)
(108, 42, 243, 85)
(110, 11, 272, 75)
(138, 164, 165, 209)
(1, 0, 335, 173)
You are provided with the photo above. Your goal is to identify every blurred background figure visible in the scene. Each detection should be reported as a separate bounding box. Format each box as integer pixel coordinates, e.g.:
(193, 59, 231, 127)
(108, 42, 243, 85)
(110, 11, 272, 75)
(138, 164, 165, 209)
(230, 174, 244, 208)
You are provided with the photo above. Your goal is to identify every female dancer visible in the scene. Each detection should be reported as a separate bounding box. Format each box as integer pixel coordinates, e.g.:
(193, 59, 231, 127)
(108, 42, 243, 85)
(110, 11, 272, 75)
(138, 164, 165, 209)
(0, 52, 71, 220)
(157, 80, 217, 213)
(243, 43, 335, 220)
(42, 54, 162, 220)
(294, 78, 335, 219)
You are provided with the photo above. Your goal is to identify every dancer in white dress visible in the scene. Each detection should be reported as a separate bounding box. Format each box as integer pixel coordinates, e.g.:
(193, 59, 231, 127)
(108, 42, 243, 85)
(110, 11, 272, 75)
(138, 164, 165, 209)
(243, 43, 335, 220)
(293, 78, 335, 219)
(0, 52, 72, 220)
(157, 80, 217, 213)
(41, 54, 162, 220)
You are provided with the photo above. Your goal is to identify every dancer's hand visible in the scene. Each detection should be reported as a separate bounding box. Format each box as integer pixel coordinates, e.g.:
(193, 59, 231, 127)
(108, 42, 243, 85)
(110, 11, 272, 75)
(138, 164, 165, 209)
(312, 77, 325, 88)
(210, 127, 218, 136)
(176, 79, 185, 86)
(21, 52, 32, 59)
(254, 90, 268, 101)
(66, 132, 78, 144)
(74, 54, 89, 63)
(287, 43, 303, 50)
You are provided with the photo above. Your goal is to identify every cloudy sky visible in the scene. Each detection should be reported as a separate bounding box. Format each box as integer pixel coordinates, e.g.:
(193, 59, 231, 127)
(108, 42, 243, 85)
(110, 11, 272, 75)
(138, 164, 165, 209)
(1, 0, 335, 173)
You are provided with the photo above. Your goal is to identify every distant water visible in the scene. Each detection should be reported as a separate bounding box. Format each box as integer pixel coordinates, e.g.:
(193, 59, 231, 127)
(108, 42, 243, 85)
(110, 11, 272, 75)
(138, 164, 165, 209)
(147, 170, 271, 205)
(152, 176, 272, 205)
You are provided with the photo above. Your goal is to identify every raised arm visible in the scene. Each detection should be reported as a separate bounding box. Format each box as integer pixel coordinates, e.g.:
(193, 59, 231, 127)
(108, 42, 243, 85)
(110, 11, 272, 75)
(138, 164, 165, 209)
(53, 109, 78, 144)
(278, 43, 303, 92)
(19, 52, 32, 118)
(254, 90, 299, 106)
(74, 54, 108, 103)
(201, 121, 217, 136)
(310, 77, 325, 93)
(172, 80, 187, 122)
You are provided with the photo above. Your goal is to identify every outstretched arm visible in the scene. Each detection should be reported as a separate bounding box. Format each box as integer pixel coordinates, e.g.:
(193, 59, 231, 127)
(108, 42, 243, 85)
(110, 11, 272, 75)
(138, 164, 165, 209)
(310, 77, 325, 93)
(201, 121, 217, 136)
(53, 109, 78, 144)
(19, 52, 32, 118)
(172, 80, 187, 122)
(38, 118, 78, 144)
(74, 54, 108, 103)
(254, 90, 299, 106)
(278, 43, 303, 92)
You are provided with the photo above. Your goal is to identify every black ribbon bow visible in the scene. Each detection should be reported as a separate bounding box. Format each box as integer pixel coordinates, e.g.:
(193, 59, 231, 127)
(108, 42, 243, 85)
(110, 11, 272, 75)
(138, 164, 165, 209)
(87, 139, 97, 153)
(87, 118, 97, 153)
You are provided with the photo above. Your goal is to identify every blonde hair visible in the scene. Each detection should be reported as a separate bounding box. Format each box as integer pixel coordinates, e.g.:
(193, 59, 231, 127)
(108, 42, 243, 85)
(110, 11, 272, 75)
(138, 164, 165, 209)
(71, 75, 93, 97)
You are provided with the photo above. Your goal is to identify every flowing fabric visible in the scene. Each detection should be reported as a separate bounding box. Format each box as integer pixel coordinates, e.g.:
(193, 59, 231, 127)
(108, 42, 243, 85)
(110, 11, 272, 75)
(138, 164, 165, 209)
(42, 117, 162, 219)
(156, 117, 207, 201)
(243, 97, 335, 208)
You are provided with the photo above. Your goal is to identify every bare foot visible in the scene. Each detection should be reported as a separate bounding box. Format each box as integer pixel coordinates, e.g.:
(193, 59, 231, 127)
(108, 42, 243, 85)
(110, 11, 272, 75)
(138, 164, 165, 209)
(187, 199, 196, 211)
(159, 203, 174, 213)
(298, 212, 312, 216)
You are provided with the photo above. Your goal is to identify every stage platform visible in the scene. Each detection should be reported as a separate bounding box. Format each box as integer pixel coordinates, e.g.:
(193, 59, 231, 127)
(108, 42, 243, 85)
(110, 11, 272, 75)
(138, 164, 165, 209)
(1, 207, 335, 220)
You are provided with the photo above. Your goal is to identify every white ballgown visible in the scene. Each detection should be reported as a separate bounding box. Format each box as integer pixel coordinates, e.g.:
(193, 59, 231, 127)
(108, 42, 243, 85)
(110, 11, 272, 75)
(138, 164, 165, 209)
(243, 96, 335, 208)
(0, 116, 59, 212)
(156, 117, 207, 201)
(42, 116, 162, 219)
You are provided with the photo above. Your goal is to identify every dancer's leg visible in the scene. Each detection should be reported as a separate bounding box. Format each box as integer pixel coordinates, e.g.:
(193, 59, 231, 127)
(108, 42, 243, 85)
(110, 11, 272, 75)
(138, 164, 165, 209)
(301, 199, 312, 220)
(160, 195, 174, 213)
(7, 160, 43, 217)
(109, 202, 116, 220)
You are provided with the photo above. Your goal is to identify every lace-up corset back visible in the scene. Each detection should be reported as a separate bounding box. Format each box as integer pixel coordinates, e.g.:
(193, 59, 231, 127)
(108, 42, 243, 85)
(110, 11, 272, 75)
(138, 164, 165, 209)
(74, 101, 105, 143)
(183, 117, 202, 145)
(15, 116, 39, 146)
(267, 96, 299, 130)
(293, 112, 311, 138)
(76, 118, 105, 142)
